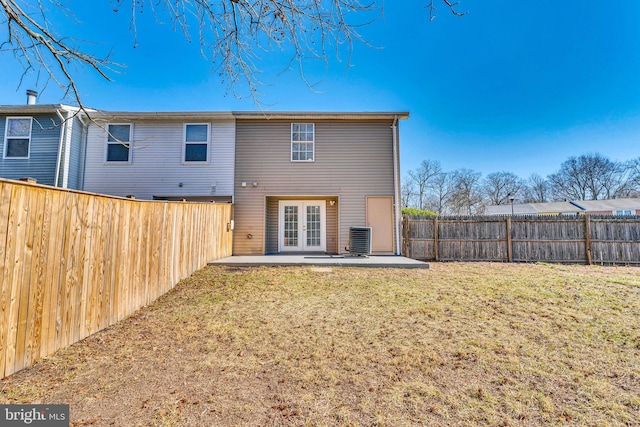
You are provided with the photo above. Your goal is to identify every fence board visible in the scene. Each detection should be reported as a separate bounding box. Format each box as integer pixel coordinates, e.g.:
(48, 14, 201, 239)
(403, 215, 640, 265)
(23, 187, 45, 369)
(0, 179, 232, 378)
(4, 185, 27, 376)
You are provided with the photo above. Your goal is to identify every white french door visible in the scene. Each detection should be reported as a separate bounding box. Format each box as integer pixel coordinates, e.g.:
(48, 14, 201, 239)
(278, 201, 326, 252)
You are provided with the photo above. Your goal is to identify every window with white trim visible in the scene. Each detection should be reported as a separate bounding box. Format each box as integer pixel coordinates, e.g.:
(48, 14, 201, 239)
(184, 123, 209, 163)
(4, 117, 32, 159)
(106, 124, 132, 162)
(291, 123, 314, 161)
(615, 209, 633, 216)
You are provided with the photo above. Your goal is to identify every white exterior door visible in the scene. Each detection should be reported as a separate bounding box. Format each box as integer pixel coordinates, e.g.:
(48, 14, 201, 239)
(279, 201, 326, 252)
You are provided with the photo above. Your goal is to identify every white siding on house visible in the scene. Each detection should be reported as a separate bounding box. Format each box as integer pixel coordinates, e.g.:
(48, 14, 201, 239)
(83, 119, 235, 200)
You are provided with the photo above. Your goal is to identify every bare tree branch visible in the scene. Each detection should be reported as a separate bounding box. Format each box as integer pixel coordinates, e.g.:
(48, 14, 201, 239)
(1, 1, 466, 108)
(425, 0, 467, 21)
(0, 0, 121, 111)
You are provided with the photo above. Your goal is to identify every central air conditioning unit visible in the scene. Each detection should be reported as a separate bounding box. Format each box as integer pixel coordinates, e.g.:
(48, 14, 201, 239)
(349, 226, 372, 256)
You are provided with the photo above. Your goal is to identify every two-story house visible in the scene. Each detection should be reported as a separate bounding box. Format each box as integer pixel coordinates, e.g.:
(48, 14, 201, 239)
(232, 112, 408, 256)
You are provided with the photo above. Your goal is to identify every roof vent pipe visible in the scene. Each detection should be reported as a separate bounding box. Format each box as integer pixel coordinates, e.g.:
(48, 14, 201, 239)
(26, 89, 37, 105)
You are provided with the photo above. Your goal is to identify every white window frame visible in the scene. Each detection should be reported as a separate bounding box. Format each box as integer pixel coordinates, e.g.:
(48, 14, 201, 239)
(105, 123, 133, 164)
(291, 123, 315, 162)
(183, 123, 210, 164)
(4, 117, 33, 159)
(615, 209, 633, 216)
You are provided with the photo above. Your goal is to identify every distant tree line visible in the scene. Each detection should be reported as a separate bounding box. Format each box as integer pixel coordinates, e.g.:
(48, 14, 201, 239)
(402, 153, 640, 215)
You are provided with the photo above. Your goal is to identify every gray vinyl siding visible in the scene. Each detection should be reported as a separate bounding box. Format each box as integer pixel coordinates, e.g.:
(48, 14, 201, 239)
(0, 113, 62, 186)
(83, 119, 235, 200)
(326, 200, 338, 254)
(55, 114, 85, 190)
(66, 115, 85, 190)
(234, 119, 396, 255)
(265, 198, 278, 254)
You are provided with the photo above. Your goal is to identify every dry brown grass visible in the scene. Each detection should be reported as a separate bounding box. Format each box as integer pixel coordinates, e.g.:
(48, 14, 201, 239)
(1, 262, 639, 426)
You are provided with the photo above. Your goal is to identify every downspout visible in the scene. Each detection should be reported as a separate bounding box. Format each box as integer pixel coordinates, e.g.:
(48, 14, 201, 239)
(54, 108, 65, 188)
(392, 115, 402, 256)
(59, 110, 74, 188)
(77, 112, 89, 190)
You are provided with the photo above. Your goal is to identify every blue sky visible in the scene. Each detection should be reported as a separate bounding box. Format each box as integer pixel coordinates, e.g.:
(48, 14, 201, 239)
(2, 1, 640, 179)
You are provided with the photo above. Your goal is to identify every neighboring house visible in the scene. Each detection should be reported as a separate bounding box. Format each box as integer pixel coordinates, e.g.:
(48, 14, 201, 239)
(485, 203, 540, 216)
(572, 198, 640, 215)
(0, 91, 87, 189)
(82, 111, 235, 202)
(486, 198, 640, 216)
(233, 112, 408, 255)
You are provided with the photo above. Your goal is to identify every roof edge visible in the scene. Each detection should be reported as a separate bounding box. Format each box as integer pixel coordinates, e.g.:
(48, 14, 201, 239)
(0, 104, 82, 114)
(232, 111, 410, 120)
(86, 111, 236, 120)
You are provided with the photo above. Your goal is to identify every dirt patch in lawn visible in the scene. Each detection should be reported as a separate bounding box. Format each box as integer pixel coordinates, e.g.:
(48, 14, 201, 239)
(1, 263, 640, 426)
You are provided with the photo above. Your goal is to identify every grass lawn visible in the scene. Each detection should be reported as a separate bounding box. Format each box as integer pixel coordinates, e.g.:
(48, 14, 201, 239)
(1, 262, 639, 426)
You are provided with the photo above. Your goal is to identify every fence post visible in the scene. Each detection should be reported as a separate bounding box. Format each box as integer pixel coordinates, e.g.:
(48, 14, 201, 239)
(433, 216, 439, 261)
(585, 215, 592, 265)
(506, 216, 513, 263)
(402, 216, 409, 257)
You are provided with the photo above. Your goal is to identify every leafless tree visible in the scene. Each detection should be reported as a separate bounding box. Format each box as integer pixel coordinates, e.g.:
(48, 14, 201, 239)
(406, 159, 442, 209)
(548, 153, 629, 201)
(627, 157, 640, 196)
(1, 0, 467, 107)
(522, 173, 550, 203)
(425, 171, 453, 214)
(482, 171, 524, 205)
(448, 168, 483, 215)
(401, 178, 417, 208)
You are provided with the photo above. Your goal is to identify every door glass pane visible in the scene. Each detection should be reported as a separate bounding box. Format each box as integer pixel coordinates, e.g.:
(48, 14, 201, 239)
(284, 206, 298, 247)
(306, 205, 321, 247)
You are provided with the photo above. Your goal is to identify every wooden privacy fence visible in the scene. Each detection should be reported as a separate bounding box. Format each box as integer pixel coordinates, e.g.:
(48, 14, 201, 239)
(0, 179, 233, 378)
(403, 215, 640, 265)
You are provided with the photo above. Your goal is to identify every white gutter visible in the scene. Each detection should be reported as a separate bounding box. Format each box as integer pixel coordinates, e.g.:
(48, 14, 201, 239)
(54, 109, 65, 187)
(392, 115, 402, 256)
(77, 112, 89, 190)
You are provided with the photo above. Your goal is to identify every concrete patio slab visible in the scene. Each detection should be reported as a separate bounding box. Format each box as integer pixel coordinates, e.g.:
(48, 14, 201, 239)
(208, 255, 429, 269)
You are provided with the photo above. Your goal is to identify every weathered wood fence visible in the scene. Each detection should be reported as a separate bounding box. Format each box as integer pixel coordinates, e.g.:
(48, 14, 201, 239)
(0, 179, 233, 378)
(403, 215, 640, 265)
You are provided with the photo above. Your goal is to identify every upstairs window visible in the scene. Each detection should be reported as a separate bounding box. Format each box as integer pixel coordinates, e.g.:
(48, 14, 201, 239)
(291, 123, 314, 161)
(184, 124, 209, 163)
(106, 124, 132, 163)
(4, 117, 32, 159)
